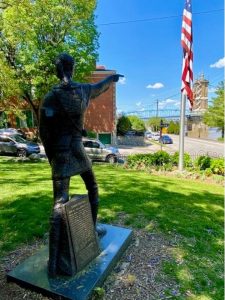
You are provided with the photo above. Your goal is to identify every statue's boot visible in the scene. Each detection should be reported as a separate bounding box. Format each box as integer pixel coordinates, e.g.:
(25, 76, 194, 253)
(90, 202, 106, 237)
(48, 210, 61, 277)
(48, 178, 70, 278)
(81, 169, 106, 237)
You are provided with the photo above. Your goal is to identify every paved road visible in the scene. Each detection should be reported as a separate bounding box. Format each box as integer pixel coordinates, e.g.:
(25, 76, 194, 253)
(39, 135, 223, 159)
(118, 135, 224, 158)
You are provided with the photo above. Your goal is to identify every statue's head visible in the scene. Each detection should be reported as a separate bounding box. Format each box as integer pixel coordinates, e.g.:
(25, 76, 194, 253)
(55, 53, 75, 83)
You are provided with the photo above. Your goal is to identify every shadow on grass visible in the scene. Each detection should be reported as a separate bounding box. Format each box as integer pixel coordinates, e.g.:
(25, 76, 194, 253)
(96, 167, 224, 299)
(0, 161, 223, 299)
(0, 192, 52, 255)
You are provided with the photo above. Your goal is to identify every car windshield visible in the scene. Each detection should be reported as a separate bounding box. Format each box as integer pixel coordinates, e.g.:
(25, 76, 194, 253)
(12, 135, 27, 143)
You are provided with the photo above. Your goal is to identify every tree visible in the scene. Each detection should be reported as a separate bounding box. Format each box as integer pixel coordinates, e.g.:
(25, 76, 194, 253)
(0, 0, 99, 123)
(128, 115, 145, 132)
(203, 82, 224, 138)
(117, 115, 132, 135)
(146, 117, 165, 132)
(167, 120, 180, 134)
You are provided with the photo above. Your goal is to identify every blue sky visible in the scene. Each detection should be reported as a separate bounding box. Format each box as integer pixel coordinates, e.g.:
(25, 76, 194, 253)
(95, 0, 224, 113)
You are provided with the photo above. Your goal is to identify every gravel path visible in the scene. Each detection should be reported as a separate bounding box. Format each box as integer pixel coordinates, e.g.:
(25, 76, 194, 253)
(0, 223, 178, 300)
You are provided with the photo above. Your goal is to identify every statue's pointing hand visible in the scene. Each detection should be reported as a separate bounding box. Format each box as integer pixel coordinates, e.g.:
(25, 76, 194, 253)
(112, 74, 124, 82)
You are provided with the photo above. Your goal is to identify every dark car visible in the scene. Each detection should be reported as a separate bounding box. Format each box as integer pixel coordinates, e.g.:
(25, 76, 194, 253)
(124, 130, 136, 136)
(0, 134, 40, 157)
(125, 130, 144, 137)
(159, 135, 173, 144)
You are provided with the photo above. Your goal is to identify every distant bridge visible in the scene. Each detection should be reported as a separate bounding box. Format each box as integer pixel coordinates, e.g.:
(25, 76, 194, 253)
(124, 109, 196, 120)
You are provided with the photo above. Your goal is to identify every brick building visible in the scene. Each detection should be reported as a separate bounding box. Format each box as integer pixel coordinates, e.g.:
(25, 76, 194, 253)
(0, 66, 117, 145)
(85, 67, 117, 145)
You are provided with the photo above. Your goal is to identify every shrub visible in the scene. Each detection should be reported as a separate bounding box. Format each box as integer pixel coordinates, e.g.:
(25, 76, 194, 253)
(127, 151, 178, 170)
(210, 158, 224, 175)
(172, 151, 192, 168)
(152, 151, 171, 166)
(195, 155, 211, 170)
(127, 154, 154, 168)
(126, 152, 224, 178)
(87, 130, 97, 138)
(204, 168, 213, 177)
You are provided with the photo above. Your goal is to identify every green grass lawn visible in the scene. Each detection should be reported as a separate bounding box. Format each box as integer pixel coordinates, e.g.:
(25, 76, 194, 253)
(0, 157, 224, 299)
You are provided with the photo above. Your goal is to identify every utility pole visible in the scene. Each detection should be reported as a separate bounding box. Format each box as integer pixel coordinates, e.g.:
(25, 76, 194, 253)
(160, 119, 163, 151)
(156, 99, 159, 118)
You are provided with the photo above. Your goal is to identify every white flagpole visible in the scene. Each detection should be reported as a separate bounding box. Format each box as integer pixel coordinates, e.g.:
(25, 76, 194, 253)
(178, 92, 186, 171)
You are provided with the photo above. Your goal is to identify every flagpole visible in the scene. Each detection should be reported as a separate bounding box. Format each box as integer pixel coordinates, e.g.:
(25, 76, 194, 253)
(178, 92, 186, 171)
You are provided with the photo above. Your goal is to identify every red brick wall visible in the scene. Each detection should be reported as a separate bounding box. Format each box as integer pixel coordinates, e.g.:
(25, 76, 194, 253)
(84, 70, 116, 133)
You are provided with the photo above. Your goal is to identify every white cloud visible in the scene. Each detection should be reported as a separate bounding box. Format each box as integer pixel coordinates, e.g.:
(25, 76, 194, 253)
(135, 101, 142, 107)
(164, 99, 177, 104)
(146, 82, 164, 89)
(210, 57, 225, 68)
(208, 87, 216, 93)
(174, 101, 180, 107)
(118, 77, 126, 84)
(158, 98, 180, 109)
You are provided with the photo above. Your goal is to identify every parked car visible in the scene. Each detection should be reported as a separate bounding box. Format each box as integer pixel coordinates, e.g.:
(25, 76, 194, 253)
(159, 135, 173, 144)
(82, 138, 120, 163)
(151, 132, 160, 141)
(145, 131, 152, 138)
(124, 130, 136, 136)
(0, 128, 26, 139)
(0, 134, 40, 157)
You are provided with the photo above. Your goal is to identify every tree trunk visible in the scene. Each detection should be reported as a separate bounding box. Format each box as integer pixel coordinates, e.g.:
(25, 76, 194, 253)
(22, 94, 40, 140)
(22, 94, 40, 126)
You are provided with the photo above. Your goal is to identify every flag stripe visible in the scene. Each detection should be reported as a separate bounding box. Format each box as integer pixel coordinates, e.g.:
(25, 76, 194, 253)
(181, 0, 193, 109)
(182, 28, 192, 43)
(183, 14, 192, 27)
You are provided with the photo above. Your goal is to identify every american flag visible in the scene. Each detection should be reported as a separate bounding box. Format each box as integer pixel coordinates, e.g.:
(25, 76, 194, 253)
(181, 0, 193, 108)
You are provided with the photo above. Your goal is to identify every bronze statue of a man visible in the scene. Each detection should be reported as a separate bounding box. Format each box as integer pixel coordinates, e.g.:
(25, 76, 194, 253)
(39, 53, 122, 277)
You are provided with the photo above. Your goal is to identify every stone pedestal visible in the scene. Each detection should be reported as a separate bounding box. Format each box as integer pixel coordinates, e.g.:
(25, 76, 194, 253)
(7, 224, 132, 300)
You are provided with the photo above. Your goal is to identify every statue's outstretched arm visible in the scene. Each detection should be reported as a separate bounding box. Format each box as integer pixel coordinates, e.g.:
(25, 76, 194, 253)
(90, 74, 123, 99)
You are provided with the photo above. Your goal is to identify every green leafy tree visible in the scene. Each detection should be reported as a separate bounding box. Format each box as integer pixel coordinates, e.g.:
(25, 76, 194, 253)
(146, 117, 164, 132)
(117, 115, 132, 135)
(167, 120, 180, 134)
(203, 82, 224, 138)
(0, 0, 99, 123)
(128, 115, 145, 131)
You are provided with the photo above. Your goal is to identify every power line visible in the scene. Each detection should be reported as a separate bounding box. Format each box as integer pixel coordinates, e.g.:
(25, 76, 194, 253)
(98, 8, 224, 26)
(144, 92, 181, 108)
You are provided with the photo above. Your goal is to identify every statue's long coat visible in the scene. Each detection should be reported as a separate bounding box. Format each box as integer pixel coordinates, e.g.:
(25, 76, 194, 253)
(39, 77, 114, 179)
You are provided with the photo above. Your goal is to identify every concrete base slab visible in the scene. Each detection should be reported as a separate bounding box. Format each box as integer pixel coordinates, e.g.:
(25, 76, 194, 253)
(7, 224, 132, 300)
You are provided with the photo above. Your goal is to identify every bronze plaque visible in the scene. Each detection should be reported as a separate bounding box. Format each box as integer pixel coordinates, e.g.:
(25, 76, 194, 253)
(63, 195, 100, 272)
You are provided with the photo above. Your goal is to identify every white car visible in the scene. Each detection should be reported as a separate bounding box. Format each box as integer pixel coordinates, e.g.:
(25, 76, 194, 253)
(145, 131, 152, 138)
(151, 132, 160, 141)
(83, 138, 120, 163)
